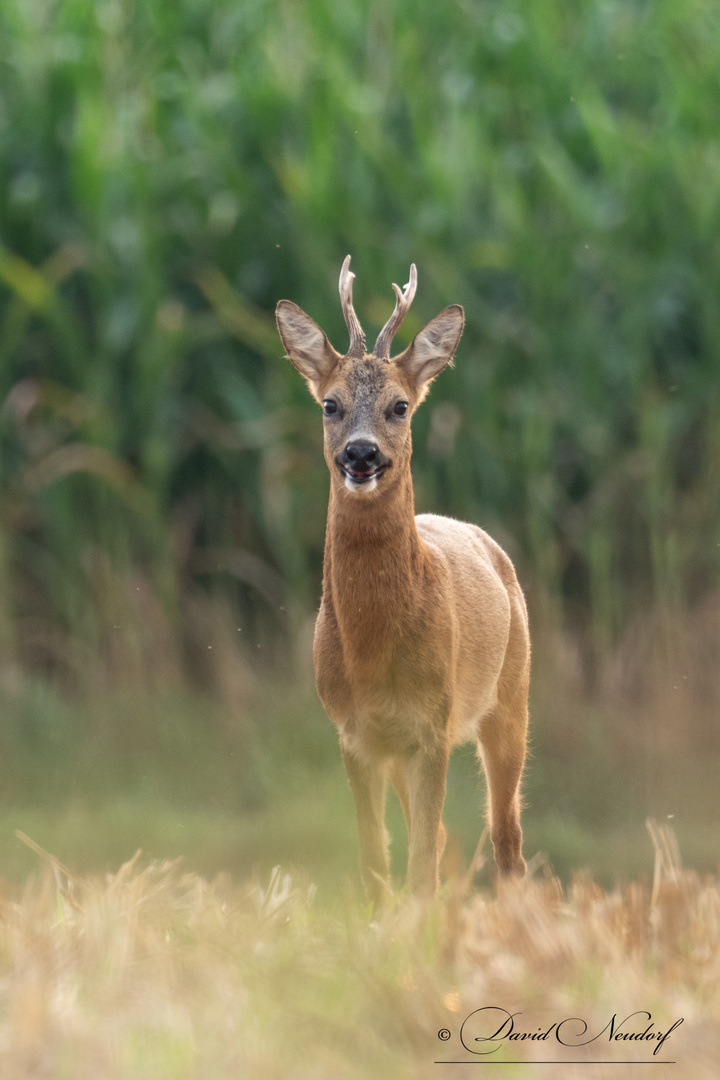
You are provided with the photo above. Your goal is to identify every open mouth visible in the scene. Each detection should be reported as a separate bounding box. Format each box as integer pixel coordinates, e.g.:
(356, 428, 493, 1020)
(337, 463, 388, 485)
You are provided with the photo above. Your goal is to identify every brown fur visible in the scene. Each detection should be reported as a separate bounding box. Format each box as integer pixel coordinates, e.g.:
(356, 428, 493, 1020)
(276, 266, 530, 904)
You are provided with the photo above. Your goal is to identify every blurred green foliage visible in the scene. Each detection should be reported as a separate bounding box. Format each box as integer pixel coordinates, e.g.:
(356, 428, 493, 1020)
(0, 0, 719, 874)
(2, 0, 720, 653)
(4, 0, 720, 648)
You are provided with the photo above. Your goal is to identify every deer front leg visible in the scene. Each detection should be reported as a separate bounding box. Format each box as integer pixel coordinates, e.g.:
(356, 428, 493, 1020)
(340, 746, 390, 907)
(404, 742, 449, 896)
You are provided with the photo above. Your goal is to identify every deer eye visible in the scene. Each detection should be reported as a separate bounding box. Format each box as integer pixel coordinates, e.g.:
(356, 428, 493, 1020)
(323, 400, 338, 416)
(393, 401, 409, 417)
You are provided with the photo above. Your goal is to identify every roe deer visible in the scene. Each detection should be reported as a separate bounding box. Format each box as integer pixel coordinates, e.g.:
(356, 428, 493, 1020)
(276, 257, 530, 903)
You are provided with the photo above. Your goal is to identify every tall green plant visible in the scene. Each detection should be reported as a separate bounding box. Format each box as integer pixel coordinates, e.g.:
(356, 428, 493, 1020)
(0, 0, 719, 694)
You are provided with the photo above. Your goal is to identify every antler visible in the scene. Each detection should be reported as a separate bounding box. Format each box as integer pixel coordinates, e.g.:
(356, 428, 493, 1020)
(373, 264, 417, 360)
(339, 255, 366, 358)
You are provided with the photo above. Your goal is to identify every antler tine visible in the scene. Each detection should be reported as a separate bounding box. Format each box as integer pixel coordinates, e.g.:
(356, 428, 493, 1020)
(339, 255, 366, 358)
(373, 264, 418, 360)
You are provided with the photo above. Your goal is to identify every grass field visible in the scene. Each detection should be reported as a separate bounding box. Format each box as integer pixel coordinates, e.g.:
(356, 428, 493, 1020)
(1, 1, 720, 1072)
(0, 656, 717, 894)
(0, 822, 716, 1079)
(0, 746, 718, 894)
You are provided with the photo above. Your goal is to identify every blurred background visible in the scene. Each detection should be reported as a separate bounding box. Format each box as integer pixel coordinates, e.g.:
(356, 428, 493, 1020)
(0, 0, 718, 893)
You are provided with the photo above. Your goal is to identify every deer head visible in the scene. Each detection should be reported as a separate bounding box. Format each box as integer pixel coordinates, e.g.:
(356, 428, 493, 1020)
(276, 256, 464, 496)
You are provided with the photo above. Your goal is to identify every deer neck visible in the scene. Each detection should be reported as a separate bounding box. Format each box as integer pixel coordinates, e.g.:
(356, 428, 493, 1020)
(323, 468, 424, 648)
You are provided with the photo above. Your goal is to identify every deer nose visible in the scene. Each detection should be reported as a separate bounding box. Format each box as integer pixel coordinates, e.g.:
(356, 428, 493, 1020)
(343, 440, 379, 473)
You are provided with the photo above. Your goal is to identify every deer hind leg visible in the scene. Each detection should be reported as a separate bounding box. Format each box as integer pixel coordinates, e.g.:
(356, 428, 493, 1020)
(478, 696, 528, 879)
(402, 743, 450, 896)
(341, 746, 391, 906)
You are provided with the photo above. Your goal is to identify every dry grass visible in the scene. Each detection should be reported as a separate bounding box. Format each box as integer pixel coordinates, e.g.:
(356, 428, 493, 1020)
(0, 825, 716, 1079)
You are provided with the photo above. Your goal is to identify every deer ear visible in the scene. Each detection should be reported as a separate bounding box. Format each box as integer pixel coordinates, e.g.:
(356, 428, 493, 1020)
(276, 300, 342, 399)
(395, 305, 464, 390)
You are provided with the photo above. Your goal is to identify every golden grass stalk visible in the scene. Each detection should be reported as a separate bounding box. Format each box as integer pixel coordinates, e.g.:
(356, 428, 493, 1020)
(0, 826, 716, 1078)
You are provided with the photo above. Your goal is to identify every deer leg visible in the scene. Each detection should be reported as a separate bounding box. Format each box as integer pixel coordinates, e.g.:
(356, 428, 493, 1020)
(404, 743, 449, 896)
(389, 760, 411, 837)
(390, 759, 448, 877)
(478, 701, 527, 879)
(341, 747, 390, 906)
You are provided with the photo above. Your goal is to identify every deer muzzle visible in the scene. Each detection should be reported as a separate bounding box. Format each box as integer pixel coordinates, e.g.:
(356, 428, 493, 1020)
(338, 440, 390, 484)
